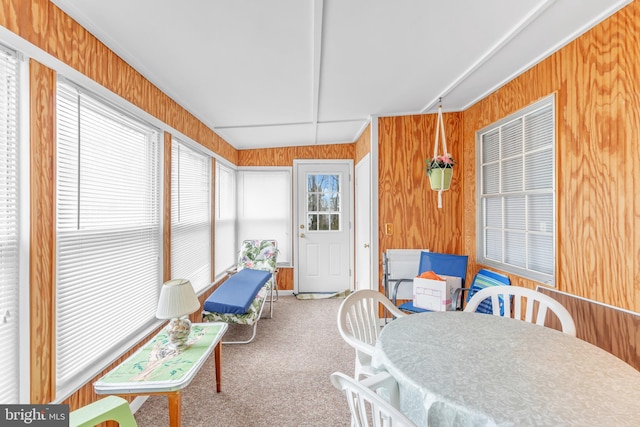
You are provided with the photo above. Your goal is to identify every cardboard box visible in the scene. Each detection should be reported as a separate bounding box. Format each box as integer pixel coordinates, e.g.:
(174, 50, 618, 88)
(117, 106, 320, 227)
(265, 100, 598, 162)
(413, 275, 462, 311)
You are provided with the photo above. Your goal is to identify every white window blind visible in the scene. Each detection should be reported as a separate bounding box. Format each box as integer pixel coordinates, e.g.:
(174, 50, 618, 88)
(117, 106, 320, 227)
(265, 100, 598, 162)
(171, 139, 211, 293)
(0, 44, 20, 404)
(237, 168, 292, 265)
(56, 80, 161, 396)
(214, 162, 236, 279)
(477, 95, 556, 285)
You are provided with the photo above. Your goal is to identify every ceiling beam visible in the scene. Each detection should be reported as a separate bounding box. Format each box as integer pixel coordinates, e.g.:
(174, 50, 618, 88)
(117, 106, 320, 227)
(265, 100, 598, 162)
(420, 0, 556, 113)
(311, 0, 324, 144)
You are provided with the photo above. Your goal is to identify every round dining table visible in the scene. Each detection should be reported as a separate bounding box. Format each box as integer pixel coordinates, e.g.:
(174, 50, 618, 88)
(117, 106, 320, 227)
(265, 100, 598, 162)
(371, 311, 640, 426)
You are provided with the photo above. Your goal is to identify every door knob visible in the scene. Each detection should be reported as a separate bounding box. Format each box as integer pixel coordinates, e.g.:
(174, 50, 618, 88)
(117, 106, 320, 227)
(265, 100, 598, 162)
(364, 243, 370, 248)
(300, 233, 305, 238)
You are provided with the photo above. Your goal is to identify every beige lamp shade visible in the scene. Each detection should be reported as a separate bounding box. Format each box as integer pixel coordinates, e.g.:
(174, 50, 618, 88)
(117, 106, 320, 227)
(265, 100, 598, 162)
(155, 279, 200, 319)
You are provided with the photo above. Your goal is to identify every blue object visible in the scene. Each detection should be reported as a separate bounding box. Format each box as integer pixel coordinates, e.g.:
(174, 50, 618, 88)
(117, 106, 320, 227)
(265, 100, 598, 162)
(399, 251, 469, 313)
(417, 252, 469, 286)
(204, 268, 271, 314)
(465, 269, 511, 315)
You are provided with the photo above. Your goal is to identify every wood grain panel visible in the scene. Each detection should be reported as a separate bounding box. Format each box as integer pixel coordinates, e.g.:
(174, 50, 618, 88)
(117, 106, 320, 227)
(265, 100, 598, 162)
(463, 1, 640, 312)
(538, 287, 640, 371)
(163, 132, 172, 282)
(377, 113, 464, 290)
(237, 143, 355, 166)
(354, 124, 371, 164)
(276, 267, 293, 291)
(29, 59, 56, 404)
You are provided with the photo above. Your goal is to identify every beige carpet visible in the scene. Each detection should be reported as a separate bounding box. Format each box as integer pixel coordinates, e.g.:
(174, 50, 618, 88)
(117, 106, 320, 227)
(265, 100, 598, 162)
(133, 296, 353, 426)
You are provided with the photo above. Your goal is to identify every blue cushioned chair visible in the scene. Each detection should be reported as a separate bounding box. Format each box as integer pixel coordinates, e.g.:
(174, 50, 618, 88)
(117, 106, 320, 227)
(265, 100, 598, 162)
(452, 268, 511, 313)
(397, 252, 469, 313)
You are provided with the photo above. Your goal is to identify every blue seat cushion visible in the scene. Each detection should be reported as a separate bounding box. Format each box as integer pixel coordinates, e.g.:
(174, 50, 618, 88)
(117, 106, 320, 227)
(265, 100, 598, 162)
(398, 301, 430, 313)
(204, 268, 271, 314)
(466, 269, 511, 315)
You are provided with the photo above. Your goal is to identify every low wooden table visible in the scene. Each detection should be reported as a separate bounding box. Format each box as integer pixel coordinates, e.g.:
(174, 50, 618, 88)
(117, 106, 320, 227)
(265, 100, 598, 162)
(94, 322, 227, 427)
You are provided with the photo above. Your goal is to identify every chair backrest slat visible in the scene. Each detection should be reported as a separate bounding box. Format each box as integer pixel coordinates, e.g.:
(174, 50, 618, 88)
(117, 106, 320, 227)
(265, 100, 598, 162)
(464, 285, 576, 336)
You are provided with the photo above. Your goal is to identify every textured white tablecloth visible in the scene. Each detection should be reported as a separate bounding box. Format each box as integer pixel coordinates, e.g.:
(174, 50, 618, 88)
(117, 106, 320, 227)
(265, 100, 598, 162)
(371, 311, 640, 426)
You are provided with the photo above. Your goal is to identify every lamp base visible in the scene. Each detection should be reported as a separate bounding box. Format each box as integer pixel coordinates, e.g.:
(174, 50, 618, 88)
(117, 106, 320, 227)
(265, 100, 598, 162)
(166, 316, 192, 350)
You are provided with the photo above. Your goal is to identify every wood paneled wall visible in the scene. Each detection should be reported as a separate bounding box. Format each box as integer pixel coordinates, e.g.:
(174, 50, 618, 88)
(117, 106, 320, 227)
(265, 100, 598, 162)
(538, 287, 640, 370)
(462, 0, 640, 312)
(237, 143, 355, 167)
(355, 123, 371, 164)
(29, 59, 55, 404)
(377, 113, 465, 288)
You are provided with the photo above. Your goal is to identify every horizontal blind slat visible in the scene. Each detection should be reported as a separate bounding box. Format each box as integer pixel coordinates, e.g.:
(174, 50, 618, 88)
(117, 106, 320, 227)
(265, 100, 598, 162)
(171, 140, 211, 293)
(55, 80, 161, 393)
(0, 45, 20, 404)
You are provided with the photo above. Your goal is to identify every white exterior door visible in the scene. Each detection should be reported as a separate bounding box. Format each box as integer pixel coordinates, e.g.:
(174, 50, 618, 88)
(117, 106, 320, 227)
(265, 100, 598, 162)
(355, 154, 372, 290)
(295, 160, 353, 293)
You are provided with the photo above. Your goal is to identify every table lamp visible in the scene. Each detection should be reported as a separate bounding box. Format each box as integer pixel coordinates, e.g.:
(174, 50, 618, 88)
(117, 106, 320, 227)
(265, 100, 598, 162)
(155, 279, 200, 350)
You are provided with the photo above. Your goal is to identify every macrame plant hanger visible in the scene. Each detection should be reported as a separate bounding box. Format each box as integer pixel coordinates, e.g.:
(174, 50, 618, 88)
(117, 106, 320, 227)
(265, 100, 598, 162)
(432, 98, 450, 209)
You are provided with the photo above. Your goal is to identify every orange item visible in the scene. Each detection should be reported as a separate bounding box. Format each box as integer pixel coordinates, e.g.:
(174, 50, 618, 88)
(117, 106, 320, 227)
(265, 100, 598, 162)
(418, 270, 443, 280)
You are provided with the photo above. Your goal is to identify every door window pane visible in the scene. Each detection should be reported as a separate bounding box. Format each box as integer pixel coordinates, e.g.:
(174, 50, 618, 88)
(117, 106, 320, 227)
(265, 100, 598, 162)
(306, 174, 341, 231)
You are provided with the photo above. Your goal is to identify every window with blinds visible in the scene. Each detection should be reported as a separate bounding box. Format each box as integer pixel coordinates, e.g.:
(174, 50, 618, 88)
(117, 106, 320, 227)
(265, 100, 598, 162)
(56, 80, 161, 396)
(237, 168, 292, 265)
(214, 162, 237, 279)
(171, 139, 211, 293)
(477, 95, 556, 285)
(0, 44, 20, 404)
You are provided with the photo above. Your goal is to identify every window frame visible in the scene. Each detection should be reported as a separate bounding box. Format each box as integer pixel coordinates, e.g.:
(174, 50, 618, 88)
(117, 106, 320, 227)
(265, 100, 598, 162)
(236, 166, 292, 266)
(0, 42, 25, 404)
(214, 161, 237, 280)
(476, 94, 557, 286)
(55, 78, 163, 399)
(171, 138, 212, 293)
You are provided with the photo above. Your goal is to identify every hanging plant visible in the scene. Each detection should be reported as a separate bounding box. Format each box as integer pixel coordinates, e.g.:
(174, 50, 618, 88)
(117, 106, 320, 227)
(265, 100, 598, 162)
(426, 154, 455, 191)
(426, 100, 454, 208)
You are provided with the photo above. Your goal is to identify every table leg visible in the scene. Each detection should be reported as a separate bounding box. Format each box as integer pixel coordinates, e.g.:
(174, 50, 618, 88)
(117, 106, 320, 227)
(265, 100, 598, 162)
(168, 391, 182, 427)
(215, 341, 222, 392)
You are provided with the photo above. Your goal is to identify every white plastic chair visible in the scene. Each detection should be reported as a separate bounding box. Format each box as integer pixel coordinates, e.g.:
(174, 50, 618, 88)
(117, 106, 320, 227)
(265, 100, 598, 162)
(331, 371, 417, 427)
(337, 290, 407, 380)
(464, 285, 576, 336)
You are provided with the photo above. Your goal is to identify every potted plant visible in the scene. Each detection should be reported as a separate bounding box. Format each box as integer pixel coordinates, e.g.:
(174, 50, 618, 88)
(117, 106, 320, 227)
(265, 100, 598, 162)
(425, 154, 455, 190)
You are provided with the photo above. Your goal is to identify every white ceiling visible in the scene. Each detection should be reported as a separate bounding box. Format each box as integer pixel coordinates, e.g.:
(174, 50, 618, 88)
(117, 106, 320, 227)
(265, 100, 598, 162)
(51, 0, 630, 150)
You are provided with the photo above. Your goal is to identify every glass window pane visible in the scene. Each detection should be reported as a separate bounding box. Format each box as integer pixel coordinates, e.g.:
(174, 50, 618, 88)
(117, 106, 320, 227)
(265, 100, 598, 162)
(525, 149, 553, 190)
(502, 157, 523, 192)
(485, 198, 502, 228)
(482, 163, 500, 195)
(505, 196, 526, 230)
(330, 214, 340, 231)
(482, 130, 499, 163)
(525, 105, 553, 151)
(319, 214, 329, 230)
(528, 194, 553, 233)
(529, 234, 554, 275)
(485, 229, 502, 262)
(501, 119, 522, 158)
(308, 214, 318, 231)
(504, 231, 526, 268)
(308, 193, 318, 211)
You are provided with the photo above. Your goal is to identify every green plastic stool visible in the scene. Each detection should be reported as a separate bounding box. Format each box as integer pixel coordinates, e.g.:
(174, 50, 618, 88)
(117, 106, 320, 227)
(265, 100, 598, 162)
(69, 396, 138, 427)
